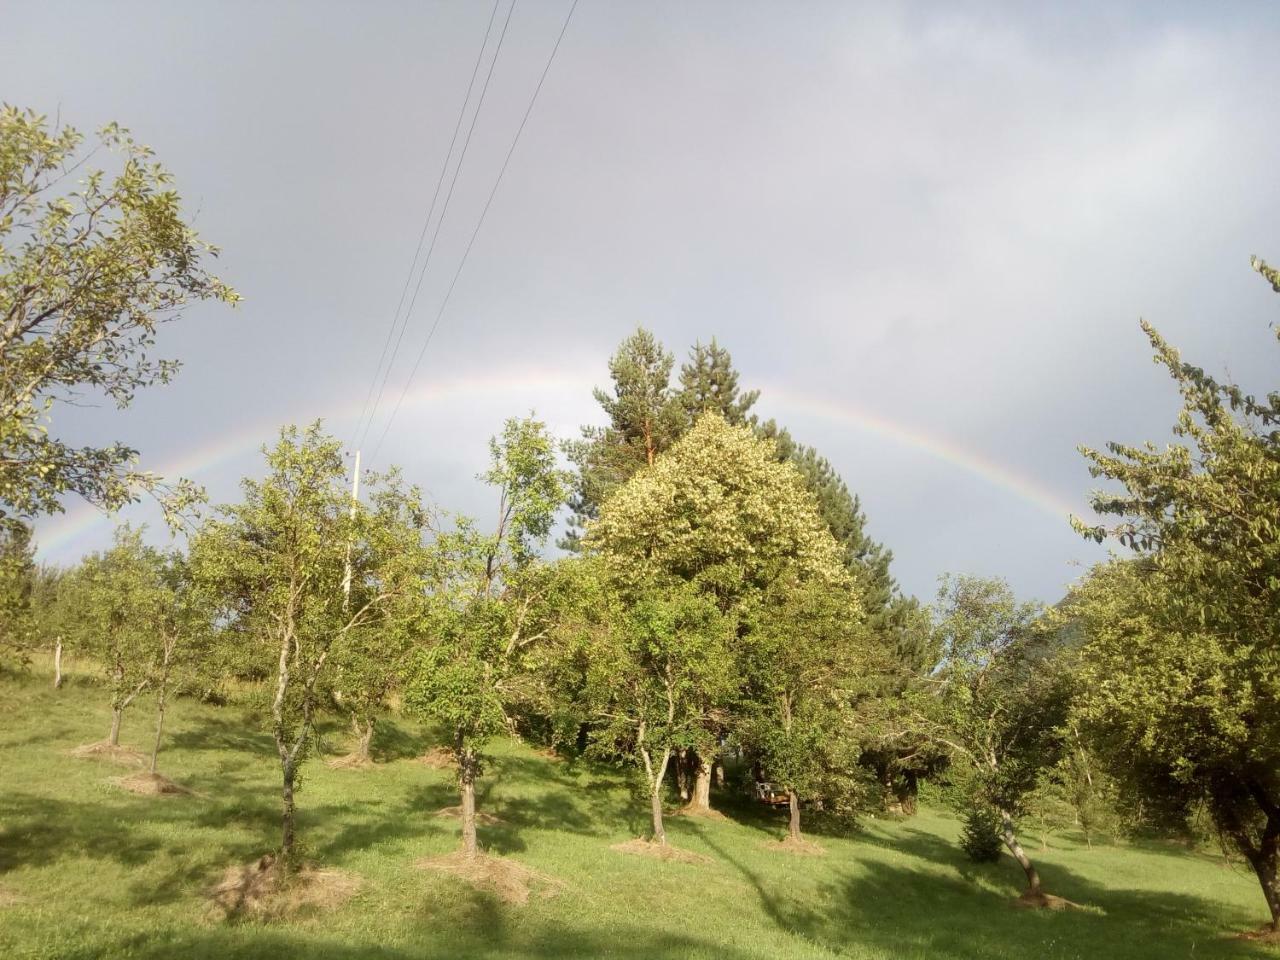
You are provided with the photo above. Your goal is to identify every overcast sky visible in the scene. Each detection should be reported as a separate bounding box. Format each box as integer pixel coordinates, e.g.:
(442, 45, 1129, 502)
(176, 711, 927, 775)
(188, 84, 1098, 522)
(5, 1, 1277, 603)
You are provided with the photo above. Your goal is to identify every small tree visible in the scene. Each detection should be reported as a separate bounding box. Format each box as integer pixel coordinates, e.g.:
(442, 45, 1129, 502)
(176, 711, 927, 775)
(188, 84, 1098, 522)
(326, 471, 436, 766)
(0, 521, 36, 667)
(190, 424, 427, 862)
(404, 416, 569, 859)
(576, 576, 736, 845)
(912, 575, 1065, 897)
(0, 106, 236, 527)
(740, 580, 872, 841)
(59, 526, 169, 746)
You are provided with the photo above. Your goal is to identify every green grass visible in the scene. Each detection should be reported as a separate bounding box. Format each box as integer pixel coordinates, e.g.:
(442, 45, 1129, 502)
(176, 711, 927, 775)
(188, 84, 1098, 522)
(0, 669, 1273, 959)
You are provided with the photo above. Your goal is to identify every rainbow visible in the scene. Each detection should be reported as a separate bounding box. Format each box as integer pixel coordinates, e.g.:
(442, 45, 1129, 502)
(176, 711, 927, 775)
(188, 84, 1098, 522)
(34, 370, 1081, 559)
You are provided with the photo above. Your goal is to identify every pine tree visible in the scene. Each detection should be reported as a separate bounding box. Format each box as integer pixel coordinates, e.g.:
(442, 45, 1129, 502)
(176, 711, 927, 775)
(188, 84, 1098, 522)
(675, 338, 760, 428)
(562, 329, 683, 548)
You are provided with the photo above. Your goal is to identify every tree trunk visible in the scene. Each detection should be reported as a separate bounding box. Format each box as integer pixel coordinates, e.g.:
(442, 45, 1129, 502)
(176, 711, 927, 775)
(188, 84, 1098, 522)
(1238, 817, 1280, 932)
(281, 757, 297, 861)
(649, 747, 672, 844)
(356, 718, 374, 763)
(108, 707, 122, 747)
(675, 749, 691, 802)
(688, 754, 713, 813)
(150, 687, 167, 774)
(999, 809, 1041, 894)
(53, 639, 63, 690)
(1248, 850, 1280, 932)
(458, 735, 479, 859)
(788, 789, 802, 841)
(897, 770, 919, 816)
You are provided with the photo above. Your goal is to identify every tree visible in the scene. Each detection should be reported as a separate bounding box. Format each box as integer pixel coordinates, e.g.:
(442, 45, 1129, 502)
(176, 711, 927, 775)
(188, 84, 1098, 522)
(60, 525, 169, 747)
(404, 416, 570, 859)
(675, 337, 759, 428)
(562, 329, 683, 548)
(911, 575, 1065, 898)
(190, 424, 428, 863)
(325, 470, 437, 767)
(0, 520, 35, 665)
(0, 106, 237, 527)
(574, 574, 735, 845)
(1069, 257, 1280, 930)
(739, 580, 873, 841)
(588, 413, 851, 812)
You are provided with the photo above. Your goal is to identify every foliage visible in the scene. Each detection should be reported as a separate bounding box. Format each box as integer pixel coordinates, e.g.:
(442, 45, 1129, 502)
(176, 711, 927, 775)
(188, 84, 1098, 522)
(589, 413, 850, 604)
(568, 570, 737, 843)
(0, 520, 35, 664)
(562, 329, 683, 548)
(676, 337, 759, 429)
(960, 805, 1004, 863)
(56, 525, 172, 742)
(190, 423, 429, 859)
(403, 416, 570, 855)
(1072, 259, 1280, 928)
(0, 105, 237, 526)
(738, 580, 875, 830)
(910, 575, 1067, 891)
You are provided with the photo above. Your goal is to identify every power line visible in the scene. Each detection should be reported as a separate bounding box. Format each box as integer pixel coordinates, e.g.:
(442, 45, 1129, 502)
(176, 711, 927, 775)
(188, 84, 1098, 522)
(368, 0, 580, 466)
(354, 0, 519, 452)
(351, 0, 502, 450)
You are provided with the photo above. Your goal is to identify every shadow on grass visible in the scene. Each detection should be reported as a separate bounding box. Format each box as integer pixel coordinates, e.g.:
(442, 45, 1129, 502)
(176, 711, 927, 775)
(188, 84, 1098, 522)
(52, 909, 767, 960)
(687, 819, 1273, 960)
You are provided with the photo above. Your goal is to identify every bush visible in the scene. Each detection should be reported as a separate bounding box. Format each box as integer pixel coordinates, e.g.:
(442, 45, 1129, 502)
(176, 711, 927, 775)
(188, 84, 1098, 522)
(960, 805, 1004, 863)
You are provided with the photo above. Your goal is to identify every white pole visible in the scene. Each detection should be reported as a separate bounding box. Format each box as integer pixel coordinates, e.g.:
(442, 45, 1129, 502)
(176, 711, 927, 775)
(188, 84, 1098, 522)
(342, 450, 361, 609)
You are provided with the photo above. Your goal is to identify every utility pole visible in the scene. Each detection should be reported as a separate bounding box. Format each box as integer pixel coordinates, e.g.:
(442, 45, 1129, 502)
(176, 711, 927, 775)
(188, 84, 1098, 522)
(342, 449, 361, 609)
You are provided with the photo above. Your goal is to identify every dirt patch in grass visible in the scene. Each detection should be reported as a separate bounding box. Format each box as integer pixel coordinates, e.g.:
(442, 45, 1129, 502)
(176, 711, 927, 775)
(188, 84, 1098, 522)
(69, 741, 146, 766)
(110, 771, 194, 797)
(326, 753, 375, 770)
(610, 838, 711, 864)
(206, 854, 361, 921)
(1233, 926, 1280, 944)
(436, 805, 504, 825)
(418, 746, 455, 770)
(672, 805, 730, 822)
(1011, 890, 1082, 911)
(764, 836, 826, 856)
(416, 851, 563, 905)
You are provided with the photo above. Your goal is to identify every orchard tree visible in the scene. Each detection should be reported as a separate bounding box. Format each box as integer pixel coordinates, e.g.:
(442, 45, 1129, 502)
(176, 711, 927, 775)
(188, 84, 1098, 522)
(326, 470, 439, 766)
(60, 525, 169, 748)
(1070, 258, 1280, 930)
(912, 575, 1066, 898)
(0, 521, 35, 665)
(739, 580, 873, 842)
(0, 106, 237, 527)
(404, 416, 570, 859)
(574, 575, 735, 845)
(190, 424, 429, 863)
(588, 413, 851, 813)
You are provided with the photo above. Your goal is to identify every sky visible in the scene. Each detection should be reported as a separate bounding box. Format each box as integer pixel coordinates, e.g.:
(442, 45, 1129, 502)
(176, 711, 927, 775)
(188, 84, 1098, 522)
(4, 1, 1278, 604)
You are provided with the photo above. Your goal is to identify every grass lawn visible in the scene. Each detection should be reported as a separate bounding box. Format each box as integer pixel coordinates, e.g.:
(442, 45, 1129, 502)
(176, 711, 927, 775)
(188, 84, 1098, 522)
(0, 668, 1274, 959)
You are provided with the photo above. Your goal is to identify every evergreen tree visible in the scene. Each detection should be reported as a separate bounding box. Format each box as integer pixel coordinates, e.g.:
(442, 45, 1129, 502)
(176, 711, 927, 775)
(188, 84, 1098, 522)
(562, 329, 683, 548)
(675, 338, 759, 428)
